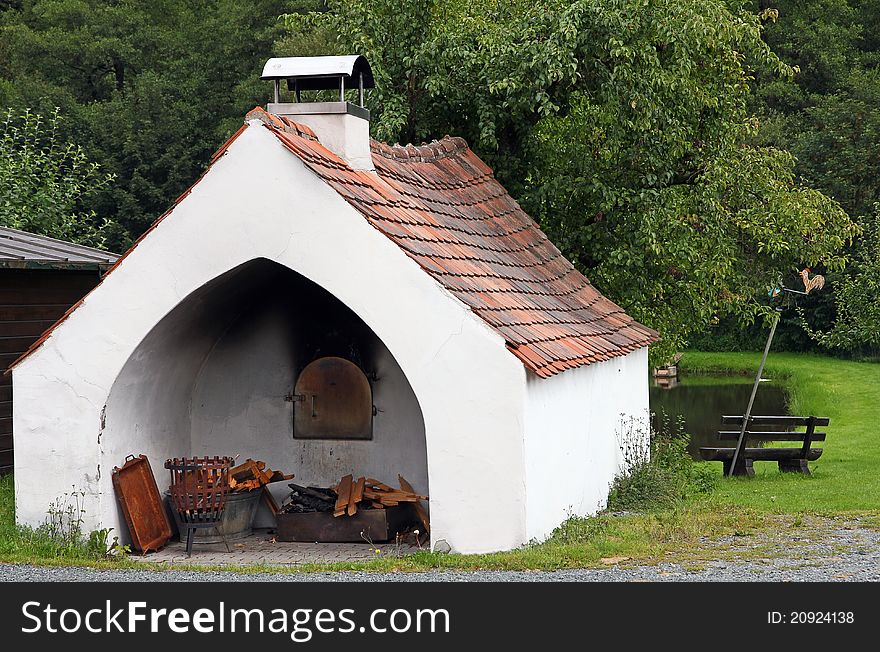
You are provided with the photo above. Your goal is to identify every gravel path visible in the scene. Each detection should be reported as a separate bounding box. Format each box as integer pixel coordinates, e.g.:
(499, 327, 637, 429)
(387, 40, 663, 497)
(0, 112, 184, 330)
(2, 519, 878, 582)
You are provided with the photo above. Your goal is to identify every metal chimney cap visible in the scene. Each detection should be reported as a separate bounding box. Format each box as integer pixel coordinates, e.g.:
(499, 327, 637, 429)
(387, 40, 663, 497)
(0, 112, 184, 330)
(260, 55, 375, 91)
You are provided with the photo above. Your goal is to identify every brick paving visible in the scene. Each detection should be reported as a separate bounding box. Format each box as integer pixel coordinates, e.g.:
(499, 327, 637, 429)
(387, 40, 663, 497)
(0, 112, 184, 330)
(131, 529, 420, 567)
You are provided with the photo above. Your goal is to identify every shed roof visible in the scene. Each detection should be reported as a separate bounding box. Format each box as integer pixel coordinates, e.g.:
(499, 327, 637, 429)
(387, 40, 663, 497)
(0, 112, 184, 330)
(0, 227, 118, 270)
(249, 108, 657, 377)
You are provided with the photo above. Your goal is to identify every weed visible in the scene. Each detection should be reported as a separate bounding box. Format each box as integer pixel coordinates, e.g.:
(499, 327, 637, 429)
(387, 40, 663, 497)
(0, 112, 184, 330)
(607, 415, 716, 512)
(0, 475, 125, 563)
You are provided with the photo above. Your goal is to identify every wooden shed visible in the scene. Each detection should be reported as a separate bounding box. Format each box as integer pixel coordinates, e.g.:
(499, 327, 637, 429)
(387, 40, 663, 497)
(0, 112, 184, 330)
(0, 227, 118, 474)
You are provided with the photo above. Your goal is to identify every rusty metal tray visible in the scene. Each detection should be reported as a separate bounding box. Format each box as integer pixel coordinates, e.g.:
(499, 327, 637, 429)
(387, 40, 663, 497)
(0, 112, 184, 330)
(111, 454, 172, 553)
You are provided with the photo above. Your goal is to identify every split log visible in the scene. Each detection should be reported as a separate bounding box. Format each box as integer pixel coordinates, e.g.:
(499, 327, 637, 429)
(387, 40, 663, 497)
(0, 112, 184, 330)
(366, 478, 395, 492)
(363, 489, 426, 503)
(347, 476, 365, 516)
(288, 483, 335, 504)
(399, 474, 430, 534)
(261, 487, 280, 517)
(334, 474, 353, 517)
(230, 459, 260, 483)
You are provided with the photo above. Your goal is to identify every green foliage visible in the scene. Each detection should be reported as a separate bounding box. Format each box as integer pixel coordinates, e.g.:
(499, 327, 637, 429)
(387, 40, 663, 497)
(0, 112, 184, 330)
(0, 1, 869, 356)
(0, 0, 289, 250)
(282, 0, 858, 363)
(0, 475, 124, 561)
(606, 416, 716, 513)
(801, 208, 880, 349)
(749, 1, 880, 351)
(0, 107, 112, 246)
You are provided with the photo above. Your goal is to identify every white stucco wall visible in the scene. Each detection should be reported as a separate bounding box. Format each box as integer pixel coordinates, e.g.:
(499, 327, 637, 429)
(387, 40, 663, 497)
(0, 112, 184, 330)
(13, 121, 527, 553)
(522, 347, 649, 542)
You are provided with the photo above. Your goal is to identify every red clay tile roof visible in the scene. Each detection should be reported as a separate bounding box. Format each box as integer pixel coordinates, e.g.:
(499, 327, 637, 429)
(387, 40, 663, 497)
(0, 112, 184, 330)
(8, 108, 656, 377)
(247, 107, 657, 377)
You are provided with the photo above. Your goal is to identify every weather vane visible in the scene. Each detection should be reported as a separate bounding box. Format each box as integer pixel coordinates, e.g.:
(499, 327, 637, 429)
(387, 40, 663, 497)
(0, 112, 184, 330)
(768, 267, 825, 298)
(729, 267, 826, 477)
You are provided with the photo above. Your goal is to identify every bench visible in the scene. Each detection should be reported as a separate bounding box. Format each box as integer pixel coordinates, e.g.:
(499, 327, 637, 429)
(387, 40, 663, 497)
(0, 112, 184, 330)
(699, 415, 829, 477)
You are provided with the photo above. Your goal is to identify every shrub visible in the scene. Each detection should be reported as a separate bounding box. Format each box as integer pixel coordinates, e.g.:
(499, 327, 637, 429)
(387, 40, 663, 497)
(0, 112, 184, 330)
(606, 415, 716, 512)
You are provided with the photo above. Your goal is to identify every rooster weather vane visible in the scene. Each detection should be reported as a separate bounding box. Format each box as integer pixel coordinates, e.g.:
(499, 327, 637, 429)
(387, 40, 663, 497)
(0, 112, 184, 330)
(769, 267, 825, 298)
(729, 266, 827, 478)
(799, 268, 825, 294)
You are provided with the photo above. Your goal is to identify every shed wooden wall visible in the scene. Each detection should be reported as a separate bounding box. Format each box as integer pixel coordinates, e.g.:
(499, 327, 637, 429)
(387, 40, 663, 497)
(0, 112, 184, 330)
(0, 269, 102, 474)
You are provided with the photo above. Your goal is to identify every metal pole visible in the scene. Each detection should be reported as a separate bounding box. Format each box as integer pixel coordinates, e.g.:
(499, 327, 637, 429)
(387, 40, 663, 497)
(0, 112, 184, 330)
(358, 72, 364, 107)
(728, 308, 781, 476)
(339, 76, 345, 102)
(273, 80, 280, 104)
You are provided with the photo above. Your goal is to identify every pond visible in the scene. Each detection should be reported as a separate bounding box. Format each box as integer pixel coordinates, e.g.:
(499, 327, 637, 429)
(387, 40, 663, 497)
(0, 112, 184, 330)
(649, 374, 789, 459)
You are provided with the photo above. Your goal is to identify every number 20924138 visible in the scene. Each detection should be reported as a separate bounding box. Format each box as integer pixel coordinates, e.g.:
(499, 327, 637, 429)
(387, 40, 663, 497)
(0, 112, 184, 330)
(768, 611, 854, 624)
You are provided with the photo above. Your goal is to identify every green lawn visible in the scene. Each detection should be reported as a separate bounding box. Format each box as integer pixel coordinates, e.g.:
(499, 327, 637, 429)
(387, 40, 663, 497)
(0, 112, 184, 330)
(1, 351, 875, 573)
(680, 351, 880, 513)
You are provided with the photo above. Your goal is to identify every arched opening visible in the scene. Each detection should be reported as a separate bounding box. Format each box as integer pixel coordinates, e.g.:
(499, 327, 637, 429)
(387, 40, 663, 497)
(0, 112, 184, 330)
(104, 258, 428, 525)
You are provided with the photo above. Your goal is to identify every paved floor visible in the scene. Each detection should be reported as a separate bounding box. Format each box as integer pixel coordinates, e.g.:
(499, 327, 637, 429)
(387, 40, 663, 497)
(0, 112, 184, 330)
(133, 529, 420, 566)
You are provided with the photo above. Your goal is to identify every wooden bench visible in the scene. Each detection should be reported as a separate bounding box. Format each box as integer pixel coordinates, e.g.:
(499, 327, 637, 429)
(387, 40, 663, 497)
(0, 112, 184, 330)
(699, 415, 829, 477)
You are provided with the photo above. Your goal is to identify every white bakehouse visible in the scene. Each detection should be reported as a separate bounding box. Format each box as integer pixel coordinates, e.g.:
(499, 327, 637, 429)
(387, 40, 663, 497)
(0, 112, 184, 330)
(9, 56, 656, 553)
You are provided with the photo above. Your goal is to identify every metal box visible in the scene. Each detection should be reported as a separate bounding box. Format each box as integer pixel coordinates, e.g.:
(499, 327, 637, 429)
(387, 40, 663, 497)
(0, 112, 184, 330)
(276, 505, 415, 543)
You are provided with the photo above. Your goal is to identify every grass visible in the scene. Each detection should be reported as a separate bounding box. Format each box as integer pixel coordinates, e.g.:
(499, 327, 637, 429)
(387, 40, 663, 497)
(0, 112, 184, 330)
(1, 351, 876, 573)
(680, 351, 880, 512)
(0, 474, 122, 565)
(0, 465, 777, 573)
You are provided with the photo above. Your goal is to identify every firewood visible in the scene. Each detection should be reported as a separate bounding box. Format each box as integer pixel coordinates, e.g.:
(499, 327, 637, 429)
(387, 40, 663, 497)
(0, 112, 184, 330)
(288, 483, 334, 504)
(230, 459, 260, 483)
(370, 501, 385, 509)
(365, 478, 395, 492)
(399, 475, 430, 534)
(284, 488, 334, 513)
(347, 476, 365, 516)
(261, 487, 279, 516)
(334, 474, 353, 517)
(369, 491, 426, 503)
(362, 489, 383, 501)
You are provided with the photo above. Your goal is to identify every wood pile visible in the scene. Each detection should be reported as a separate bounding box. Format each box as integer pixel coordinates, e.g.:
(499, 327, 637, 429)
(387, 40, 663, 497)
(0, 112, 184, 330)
(228, 458, 293, 492)
(281, 483, 337, 514)
(279, 474, 429, 533)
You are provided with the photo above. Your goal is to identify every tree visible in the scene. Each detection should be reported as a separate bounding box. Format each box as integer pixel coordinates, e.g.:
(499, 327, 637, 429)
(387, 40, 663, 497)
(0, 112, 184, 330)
(750, 0, 880, 353)
(282, 0, 857, 362)
(0, 107, 113, 247)
(0, 0, 289, 250)
(801, 207, 880, 350)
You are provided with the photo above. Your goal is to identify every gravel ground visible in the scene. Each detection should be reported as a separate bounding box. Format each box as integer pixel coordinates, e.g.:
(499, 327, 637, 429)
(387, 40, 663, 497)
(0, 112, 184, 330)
(2, 520, 878, 582)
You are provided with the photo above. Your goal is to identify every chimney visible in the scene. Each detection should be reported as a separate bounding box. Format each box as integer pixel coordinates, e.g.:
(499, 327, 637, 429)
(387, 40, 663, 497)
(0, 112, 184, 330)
(261, 55, 375, 171)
